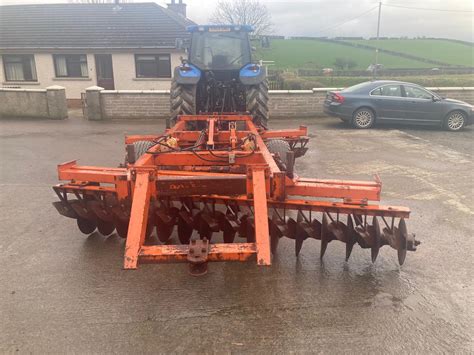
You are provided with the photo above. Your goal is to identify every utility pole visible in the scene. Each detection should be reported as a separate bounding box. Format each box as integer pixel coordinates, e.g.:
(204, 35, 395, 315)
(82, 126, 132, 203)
(373, 1, 382, 80)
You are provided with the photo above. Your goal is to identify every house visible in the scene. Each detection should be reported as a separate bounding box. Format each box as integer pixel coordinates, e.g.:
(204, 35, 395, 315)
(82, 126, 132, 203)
(0, 1, 193, 105)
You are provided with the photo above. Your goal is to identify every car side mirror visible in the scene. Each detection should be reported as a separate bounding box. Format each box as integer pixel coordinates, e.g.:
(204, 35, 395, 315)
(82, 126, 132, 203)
(432, 96, 441, 102)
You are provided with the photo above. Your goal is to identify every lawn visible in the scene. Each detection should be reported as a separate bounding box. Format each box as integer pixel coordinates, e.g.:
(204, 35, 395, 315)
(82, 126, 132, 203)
(349, 39, 474, 67)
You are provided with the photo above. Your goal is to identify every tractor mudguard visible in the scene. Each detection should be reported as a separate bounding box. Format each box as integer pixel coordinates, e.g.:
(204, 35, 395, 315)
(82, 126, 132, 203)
(239, 63, 266, 86)
(174, 64, 201, 85)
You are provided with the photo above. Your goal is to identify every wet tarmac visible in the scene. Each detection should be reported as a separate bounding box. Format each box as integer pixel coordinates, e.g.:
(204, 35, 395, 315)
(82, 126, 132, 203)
(0, 112, 472, 353)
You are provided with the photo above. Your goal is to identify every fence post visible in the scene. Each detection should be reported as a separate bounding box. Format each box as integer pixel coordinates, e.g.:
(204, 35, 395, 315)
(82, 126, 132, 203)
(46, 85, 68, 120)
(85, 86, 104, 121)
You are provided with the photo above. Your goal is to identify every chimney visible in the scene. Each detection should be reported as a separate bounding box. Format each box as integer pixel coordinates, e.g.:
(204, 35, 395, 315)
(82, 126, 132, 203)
(167, 0, 187, 18)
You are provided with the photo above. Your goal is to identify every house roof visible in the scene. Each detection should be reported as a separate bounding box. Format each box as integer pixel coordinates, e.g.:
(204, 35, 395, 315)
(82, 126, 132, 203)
(0, 3, 194, 50)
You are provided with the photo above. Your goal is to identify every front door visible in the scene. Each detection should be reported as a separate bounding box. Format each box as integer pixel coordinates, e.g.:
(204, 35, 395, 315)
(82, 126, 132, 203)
(95, 54, 115, 90)
(402, 85, 442, 124)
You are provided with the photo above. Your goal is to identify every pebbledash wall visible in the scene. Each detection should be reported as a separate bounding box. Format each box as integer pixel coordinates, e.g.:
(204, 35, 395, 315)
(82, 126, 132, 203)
(84, 86, 474, 120)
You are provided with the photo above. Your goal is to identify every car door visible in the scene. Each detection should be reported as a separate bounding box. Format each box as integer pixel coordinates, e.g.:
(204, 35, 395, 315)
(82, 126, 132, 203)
(370, 84, 405, 121)
(402, 85, 442, 124)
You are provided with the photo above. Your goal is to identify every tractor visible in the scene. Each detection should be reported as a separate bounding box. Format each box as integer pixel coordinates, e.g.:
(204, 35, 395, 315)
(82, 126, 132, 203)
(52, 25, 419, 275)
(169, 25, 268, 128)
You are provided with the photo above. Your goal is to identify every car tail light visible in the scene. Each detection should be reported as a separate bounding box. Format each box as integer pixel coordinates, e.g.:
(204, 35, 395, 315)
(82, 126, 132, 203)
(332, 92, 345, 103)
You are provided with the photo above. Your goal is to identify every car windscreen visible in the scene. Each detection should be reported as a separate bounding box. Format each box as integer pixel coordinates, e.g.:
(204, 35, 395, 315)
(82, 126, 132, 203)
(189, 32, 251, 70)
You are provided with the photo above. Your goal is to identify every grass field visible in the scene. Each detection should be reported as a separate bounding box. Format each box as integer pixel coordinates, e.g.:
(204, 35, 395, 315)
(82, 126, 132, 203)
(256, 38, 474, 70)
(280, 74, 474, 89)
(349, 39, 474, 67)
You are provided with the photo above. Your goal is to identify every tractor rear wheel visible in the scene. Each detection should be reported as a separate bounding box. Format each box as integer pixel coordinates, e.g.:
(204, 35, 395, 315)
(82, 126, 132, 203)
(169, 78, 197, 128)
(246, 80, 269, 129)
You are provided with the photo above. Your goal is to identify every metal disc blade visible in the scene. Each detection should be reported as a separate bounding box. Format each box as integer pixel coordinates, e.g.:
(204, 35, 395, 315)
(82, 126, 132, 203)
(320, 213, 329, 259)
(397, 219, 408, 265)
(286, 218, 297, 240)
(246, 218, 255, 243)
(345, 215, 356, 261)
(156, 220, 173, 242)
(177, 217, 193, 244)
(295, 234, 304, 257)
(97, 219, 115, 236)
(77, 217, 96, 235)
(270, 233, 279, 254)
(223, 230, 236, 243)
(371, 216, 381, 263)
(115, 221, 128, 239)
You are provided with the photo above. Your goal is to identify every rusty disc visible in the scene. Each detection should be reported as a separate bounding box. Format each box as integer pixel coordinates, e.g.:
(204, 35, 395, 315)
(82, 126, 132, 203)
(397, 218, 408, 265)
(77, 217, 96, 235)
(345, 215, 356, 261)
(115, 220, 129, 239)
(320, 213, 330, 259)
(370, 216, 381, 263)
(245, 217, 256, 243)
(97, 219, 115, 236)
(286, 217, 297, 240)
(156, 219, 174, 242)
(177, 216, 193, 244)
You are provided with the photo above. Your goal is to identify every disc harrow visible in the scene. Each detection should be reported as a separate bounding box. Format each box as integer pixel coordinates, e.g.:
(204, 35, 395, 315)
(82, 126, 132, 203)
(52, 114, 419, 274)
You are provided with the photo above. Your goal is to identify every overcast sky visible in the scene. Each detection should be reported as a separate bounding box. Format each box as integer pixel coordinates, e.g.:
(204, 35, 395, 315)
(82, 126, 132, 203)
(0, 0, 472, 41)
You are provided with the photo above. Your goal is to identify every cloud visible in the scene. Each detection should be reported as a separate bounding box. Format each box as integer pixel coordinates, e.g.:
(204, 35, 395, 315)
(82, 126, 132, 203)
(1, 0, 472, 41)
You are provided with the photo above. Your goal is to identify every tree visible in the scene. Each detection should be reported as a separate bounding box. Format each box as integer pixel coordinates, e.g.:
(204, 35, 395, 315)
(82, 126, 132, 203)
(210, 0, 272, 36)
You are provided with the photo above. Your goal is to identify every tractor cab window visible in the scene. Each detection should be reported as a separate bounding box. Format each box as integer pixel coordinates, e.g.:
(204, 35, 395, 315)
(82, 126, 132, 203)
(189, 31, 251, 70)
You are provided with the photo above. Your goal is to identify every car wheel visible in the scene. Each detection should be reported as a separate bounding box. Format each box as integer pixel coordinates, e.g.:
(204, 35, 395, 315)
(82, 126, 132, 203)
(444, 111, 466, 131)
(352, 108, 375, 129)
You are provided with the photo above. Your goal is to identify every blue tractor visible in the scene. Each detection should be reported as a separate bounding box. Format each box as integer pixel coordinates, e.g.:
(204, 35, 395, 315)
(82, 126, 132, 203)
(170, 25, 269, 128)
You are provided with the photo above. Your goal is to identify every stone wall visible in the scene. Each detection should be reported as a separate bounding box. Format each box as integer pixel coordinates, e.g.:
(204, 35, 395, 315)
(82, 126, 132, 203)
(84, 86, 474, 120)
(0, 86, 68, 119)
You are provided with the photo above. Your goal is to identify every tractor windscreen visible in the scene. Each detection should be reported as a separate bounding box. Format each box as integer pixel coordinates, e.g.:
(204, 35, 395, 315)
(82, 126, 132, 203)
(189, 31, 251, 70)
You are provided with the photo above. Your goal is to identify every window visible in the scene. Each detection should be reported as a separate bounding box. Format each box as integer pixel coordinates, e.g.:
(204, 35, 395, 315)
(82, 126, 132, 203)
(371, 85, 402, 97)
(53, 54, 88, 78)
(404, 86, 433, 100)
(135, 54, 171, 78)
(3, 55, 37, 81)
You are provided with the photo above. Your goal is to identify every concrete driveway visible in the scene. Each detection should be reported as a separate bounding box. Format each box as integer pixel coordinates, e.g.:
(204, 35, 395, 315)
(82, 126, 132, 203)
(0, 113, 472, 353)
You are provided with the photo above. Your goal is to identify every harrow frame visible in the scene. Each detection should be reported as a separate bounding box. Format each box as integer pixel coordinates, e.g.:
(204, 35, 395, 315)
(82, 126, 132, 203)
(53, 114, 417, 273)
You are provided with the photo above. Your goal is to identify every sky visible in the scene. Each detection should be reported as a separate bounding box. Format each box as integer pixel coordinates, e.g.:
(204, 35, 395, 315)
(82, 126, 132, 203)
(0, 0, 473, 41)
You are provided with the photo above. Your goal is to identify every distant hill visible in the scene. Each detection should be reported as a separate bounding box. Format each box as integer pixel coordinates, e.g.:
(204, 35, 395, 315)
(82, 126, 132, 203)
(256, 38, 473, 70)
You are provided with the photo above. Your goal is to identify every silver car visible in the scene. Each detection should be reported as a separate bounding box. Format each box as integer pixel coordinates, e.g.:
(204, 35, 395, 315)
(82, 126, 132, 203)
(324, 80, 473, 131)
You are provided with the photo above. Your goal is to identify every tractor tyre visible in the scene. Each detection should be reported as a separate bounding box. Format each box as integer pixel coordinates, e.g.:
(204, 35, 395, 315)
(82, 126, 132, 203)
(126, 140, 155, 164)
(169, 78, 197, 128)
(246, 80, 269, 129)
(266, 139, 291, 171)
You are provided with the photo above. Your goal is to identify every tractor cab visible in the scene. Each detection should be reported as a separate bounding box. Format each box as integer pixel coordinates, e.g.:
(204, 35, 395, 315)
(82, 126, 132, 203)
(188, 25, 253, 71)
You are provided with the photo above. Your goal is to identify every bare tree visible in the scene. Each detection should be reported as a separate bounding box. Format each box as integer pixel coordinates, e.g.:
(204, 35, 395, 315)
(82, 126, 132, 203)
(210, 0, 272, 36)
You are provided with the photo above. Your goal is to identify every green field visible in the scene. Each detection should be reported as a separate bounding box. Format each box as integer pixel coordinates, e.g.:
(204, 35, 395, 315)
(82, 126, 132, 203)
(256, 38, 474, 70)
(350, 39, 474, 67)
(280, 74, 474, 90)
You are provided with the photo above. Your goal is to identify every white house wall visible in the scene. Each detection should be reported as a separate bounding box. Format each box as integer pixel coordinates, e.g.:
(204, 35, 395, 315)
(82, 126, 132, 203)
(1, 52, 183, 99)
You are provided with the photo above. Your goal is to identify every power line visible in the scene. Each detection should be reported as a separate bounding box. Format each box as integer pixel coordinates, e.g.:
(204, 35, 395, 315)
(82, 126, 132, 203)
(319, 5, 379, 33)
(383, 3, 474, 13)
